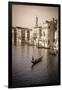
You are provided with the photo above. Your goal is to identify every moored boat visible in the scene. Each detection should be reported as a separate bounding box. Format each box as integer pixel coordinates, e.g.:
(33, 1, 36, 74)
(48, 49, 57, 56)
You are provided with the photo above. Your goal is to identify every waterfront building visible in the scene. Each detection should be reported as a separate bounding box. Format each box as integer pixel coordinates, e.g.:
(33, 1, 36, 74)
(41, 22, 49, 48)
(12, 26, 31, 45)
(12, 27, 17, 46)
(55, 22, 58, 51)
(41, 18, 57, 49)
(47, 18, 57, 49)
(12, 27, 15, 43)
(12, 17, 58, 50)
(29, 16, 42, 46)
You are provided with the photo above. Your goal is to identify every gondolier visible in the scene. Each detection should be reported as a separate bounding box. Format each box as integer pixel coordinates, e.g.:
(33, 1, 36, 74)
(32, 56, 35, 63)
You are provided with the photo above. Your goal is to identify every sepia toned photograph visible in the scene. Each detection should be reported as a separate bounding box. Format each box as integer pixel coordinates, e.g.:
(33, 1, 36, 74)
(8, 2, 60, 88)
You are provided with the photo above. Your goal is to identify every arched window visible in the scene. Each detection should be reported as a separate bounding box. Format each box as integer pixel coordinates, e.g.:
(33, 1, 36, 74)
(39, 29, 42, 37)
(43, 32, 45, 36)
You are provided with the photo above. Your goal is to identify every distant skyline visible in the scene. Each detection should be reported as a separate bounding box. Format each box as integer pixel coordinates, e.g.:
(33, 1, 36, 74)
(12, 5, 59, 28)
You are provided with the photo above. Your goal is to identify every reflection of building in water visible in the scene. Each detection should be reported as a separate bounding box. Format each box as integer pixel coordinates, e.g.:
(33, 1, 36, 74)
(12, 17, 58, 51)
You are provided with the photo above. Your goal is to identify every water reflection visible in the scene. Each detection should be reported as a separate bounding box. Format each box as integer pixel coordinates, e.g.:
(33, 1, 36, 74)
(12, 44, 59, 87)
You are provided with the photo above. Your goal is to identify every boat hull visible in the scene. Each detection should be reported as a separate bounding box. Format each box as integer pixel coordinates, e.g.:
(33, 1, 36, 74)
(32, 56, 43, 64)
(48, 49, 57, 56)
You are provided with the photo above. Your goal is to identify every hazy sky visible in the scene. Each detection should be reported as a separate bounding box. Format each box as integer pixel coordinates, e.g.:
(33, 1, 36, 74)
(12, 5, 59, 28)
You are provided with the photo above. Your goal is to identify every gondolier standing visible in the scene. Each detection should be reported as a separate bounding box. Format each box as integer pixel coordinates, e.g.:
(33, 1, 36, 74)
(32, 56, 34, 62)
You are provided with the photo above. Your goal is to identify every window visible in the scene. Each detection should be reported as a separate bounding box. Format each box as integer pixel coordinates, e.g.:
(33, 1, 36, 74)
(43, 32, 45, 36)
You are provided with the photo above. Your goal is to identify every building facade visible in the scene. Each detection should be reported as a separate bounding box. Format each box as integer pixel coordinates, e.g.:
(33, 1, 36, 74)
(12, 17, 58, 51)
(12, 26, 31, 45)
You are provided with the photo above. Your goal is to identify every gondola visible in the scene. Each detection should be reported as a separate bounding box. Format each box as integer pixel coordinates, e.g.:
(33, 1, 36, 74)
(32, 56, 43, 64)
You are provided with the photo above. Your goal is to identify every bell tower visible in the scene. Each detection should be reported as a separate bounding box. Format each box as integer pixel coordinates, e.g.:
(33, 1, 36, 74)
(35, 16, 38, 27)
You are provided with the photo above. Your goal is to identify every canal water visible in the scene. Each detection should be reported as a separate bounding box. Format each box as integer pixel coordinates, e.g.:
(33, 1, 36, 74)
(12, 44, 59, 87)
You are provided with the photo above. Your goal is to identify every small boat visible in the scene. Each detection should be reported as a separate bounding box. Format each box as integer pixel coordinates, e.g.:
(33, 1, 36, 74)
(48, 49, 57, 56)
(32, 56, 43, 64)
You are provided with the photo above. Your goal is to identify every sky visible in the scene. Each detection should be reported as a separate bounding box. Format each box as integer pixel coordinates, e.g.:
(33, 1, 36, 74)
(12, 4, 59, 28)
